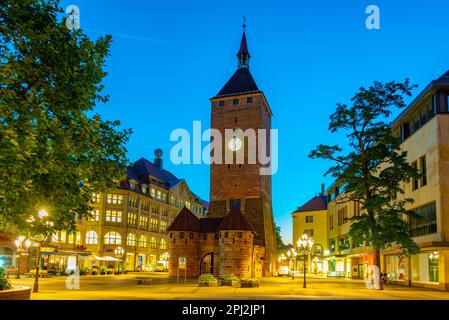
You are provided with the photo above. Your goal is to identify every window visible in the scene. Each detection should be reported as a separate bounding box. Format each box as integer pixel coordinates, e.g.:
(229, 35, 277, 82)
(128, 197, 138, 208)
(104, 232, 121, 245)
(410, 202, 437, 237)
(202, 233, 208, 240)
(339, 235, 350, 251)
(127, 233, 136, 246)
(219, 101, 225, 107)
(91, 193, 100, 203)
(337, 207, 348, 226)
(156, 190, 161, 200)
(180, 232, 185, 239)
(401, 122, 410, 142)
(86, 231, 98, 244)
(150, 237, 157, 248)
(230, 199, 241, 209)
(233, 99, 239, 105)
(247, 97, 253, 103)
(329, 215, 334, 230)
(107, 194, 123, 204)
(88, 210, 100, 222)
(420, 156, 427, 186)
(150, 188, 155, 198)
(138, 235, 147, 248)
(151, 219, 159, 230)
(60, 231, 67, 243)
(128, 213, 137, 225)
(412, 161, 419, 190)
(75, 232, 81, 245)
(160, 221, 168, 232)
(106, 210, 122, 223)
(305, 216, 313, 223)
(139, 216, 148, 228)
(160, 239, 167, 250)
(304, 229, 314, 237)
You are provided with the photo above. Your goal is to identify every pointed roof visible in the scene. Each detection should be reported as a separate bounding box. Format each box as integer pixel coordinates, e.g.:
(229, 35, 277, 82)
(215, 68, 260, 97)
(237, 31, 250, 57)
(437, 69, 449, 82)
(219, 206, 255, 232)
(166, 207, 200, 232)
(293, 195, 328, 213)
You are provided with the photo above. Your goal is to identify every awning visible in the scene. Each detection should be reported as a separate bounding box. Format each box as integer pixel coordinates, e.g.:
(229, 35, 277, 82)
(92, 255, 121, 262)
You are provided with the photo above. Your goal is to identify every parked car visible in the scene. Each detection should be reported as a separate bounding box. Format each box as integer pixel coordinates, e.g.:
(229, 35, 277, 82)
(278, 266, 290, 277)
(136, 265, 155, 272)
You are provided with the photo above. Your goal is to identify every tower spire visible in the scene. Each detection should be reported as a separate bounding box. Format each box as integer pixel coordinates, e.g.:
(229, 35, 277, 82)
(237, 17, 250, 69)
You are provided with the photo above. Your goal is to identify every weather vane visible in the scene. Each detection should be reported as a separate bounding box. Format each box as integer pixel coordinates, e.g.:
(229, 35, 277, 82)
(242, 15, 247, 30)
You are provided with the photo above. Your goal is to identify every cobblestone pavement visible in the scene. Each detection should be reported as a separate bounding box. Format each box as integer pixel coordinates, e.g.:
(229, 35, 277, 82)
(8, 273, 449, 300)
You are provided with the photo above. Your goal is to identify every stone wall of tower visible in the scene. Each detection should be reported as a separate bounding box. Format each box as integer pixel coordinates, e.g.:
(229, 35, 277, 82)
(168, 231, 199, 278)
(219, 230, 253, 278)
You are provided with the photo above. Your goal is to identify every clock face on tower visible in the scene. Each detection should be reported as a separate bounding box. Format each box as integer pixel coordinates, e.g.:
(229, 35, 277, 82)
(228, 137, 242, 151)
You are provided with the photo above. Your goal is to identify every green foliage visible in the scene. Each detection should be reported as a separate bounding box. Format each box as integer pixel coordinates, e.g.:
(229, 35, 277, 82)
(310, 80, 420, 258)
(274, 223, 287, 253)
(198, 273, 217, 282)
(0, 0, 131, 234)
(222, 275, 240, 281)
(0, 268, 11, 291)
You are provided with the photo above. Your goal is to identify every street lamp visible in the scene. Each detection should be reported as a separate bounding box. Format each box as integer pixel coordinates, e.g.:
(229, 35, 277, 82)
(14, 236, 31, 279)
(31, 209, 52, 293)
(297, 234, 314, 288)
(114, 247, 125, 274)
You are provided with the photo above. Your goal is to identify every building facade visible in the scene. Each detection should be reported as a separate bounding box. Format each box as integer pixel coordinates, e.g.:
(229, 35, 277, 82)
(167, 25, 277, 278)
(291, 187, 328, 274)
(2, 150, 208, 273)
(294, 70, 449, 289)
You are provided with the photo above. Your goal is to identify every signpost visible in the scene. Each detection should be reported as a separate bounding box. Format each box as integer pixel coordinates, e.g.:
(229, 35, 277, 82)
(177, 257, 187, 284)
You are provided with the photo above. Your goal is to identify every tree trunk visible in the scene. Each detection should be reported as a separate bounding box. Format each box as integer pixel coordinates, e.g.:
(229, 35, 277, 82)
(373, 249, 383, 290)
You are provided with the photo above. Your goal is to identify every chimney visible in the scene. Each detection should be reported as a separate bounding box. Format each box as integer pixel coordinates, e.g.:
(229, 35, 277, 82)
(321, 183, 325, 196)
(154, 148, 163, 170)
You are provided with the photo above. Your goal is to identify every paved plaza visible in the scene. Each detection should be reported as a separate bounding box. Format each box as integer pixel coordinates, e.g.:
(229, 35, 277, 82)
(8, 273, 449, 300)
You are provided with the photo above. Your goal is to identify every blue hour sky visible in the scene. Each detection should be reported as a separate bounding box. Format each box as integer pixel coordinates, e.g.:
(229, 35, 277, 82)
(61, 0, 449, 244)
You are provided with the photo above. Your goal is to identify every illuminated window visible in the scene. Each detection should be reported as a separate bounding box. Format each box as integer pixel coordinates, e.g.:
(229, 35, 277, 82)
(52, 233, 59, 243)
(157, 190, 161, 200)
(106, 210, 122, 222)
(138, 235, 147, 248)
(128, 197, 138, 208)
(60, 231, 67, 243)
(160, 239, 167, 250)
(140, 216, 148, 228)
(151, 219, 158, 231)
(91, 193, 100, 203)
(88, 210, 100, 222)
(104, 231, 121, 245)
(86, 231, 98, 244)
(150, 237, 157, 249)
(106, 194, 123, 204)
(162, 193, 166, 202)
(127, 233, 136, 246)
(127, 213, 137, 225)
(75, 232, 81, 245)
(150, 188, 155, 198)
(160, 221, 167, 232)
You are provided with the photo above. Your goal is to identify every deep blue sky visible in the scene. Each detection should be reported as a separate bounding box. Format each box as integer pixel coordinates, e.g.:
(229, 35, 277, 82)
(61, 0, 449, 244)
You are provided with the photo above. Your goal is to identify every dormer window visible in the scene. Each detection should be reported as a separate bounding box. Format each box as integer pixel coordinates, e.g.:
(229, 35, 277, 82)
(141, 185, 147, 194)
(130, 181, 136, 190)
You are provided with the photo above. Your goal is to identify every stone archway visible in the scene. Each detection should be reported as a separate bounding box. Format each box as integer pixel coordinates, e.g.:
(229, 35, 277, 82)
(199, 253, 216, 276)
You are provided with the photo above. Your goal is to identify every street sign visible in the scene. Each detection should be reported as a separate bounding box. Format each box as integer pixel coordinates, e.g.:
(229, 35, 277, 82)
(179, 257, 186, 269)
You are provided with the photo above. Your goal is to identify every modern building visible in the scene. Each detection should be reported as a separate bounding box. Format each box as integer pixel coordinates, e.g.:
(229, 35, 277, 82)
(2, 150, 208, 273)
(296, 69, 449, 289)
(291, 186, 328, 274)
(167, 24, 277, 278)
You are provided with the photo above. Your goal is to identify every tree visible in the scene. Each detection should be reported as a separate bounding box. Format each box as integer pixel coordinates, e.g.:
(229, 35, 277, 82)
(310, 80, 420, 289)
(275, 223, 288, 254)
(0, 0, 131, 237)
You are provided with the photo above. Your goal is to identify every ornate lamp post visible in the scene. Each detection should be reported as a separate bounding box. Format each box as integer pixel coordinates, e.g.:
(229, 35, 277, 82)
(297, 234, 314, 288)
(14, 236, 31, 279)
(114, 246, 125, 274)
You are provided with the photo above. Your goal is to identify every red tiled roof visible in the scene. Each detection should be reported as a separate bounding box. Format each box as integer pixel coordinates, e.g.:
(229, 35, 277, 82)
(166, 207, 200, 232)
(294, 195, 327, 213)
(219, 206, 255, 232)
